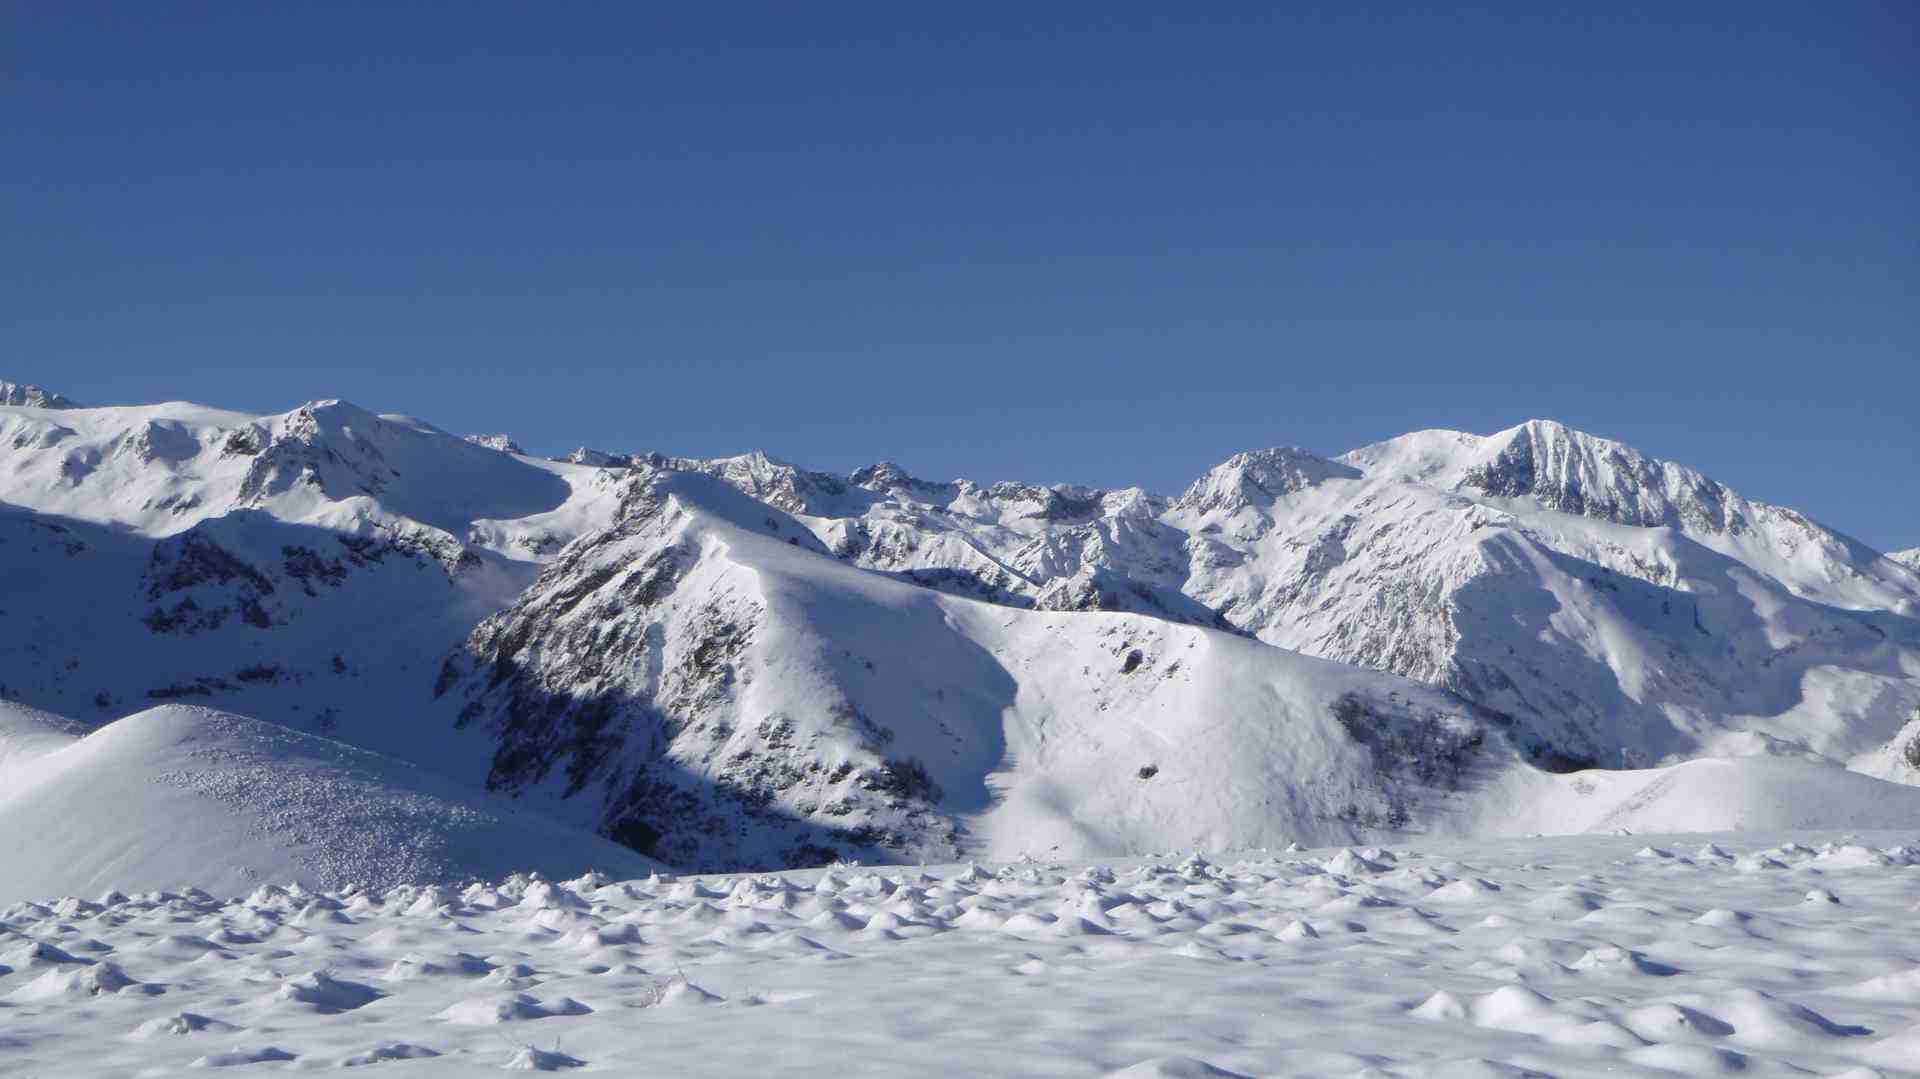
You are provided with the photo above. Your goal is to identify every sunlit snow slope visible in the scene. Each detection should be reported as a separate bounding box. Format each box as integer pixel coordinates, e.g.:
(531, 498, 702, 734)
(0, 702, 659, 904)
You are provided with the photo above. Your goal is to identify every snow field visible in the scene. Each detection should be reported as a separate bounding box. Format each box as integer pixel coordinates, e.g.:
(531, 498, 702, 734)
(3, 833, 1918, 1076)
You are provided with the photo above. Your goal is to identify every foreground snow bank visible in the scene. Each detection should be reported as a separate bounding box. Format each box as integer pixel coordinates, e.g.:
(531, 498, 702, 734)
(3, 832, 1917, 1076)
(0, 704, 659, 904)
(1472, 753, 1920, 837)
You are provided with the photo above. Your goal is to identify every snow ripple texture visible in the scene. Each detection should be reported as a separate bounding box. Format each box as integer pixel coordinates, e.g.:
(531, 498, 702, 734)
(3, 833, 1918, 1077)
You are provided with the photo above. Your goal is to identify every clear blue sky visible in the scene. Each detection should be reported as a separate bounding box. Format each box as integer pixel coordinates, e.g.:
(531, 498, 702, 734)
(6, 3, 1915, 549)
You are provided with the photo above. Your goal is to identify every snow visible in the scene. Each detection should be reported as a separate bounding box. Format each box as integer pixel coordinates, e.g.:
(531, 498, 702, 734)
(0, 704, 660, 905)
(3, 833, 1918, 1076)
(1473, 755, 1920, 835)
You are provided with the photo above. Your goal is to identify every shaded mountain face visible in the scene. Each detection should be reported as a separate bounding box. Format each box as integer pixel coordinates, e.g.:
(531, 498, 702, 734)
(3, 384, 1917, 870)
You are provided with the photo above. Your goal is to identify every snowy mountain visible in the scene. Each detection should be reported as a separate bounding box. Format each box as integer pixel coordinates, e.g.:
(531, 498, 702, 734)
(1891, 547, 1920, 572)
(617, 423, 1920, 780)
(0, 396, 629, 756)
(3, 384, 1918, 874)
(432, 467, 1523, 869)
(0, 380, 77, 409)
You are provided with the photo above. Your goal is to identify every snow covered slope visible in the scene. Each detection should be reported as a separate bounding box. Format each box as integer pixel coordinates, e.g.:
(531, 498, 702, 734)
(0, 700, 89, 783)
(1891, 547, 1920, 572)
(0, 703, 658, 904)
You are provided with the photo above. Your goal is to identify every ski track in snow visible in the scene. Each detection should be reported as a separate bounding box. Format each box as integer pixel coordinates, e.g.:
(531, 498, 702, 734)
(3, 833, 1918, 1077)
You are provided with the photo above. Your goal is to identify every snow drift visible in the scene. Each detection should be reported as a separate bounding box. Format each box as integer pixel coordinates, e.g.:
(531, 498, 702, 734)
(0, 703, 659, 904)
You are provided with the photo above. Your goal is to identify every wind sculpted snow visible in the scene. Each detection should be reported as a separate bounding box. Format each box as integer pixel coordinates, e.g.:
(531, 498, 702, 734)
(3, 834, 1919, 1076)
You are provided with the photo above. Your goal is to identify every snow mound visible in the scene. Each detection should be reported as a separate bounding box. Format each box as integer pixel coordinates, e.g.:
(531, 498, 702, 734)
(0, 704, 661, 904)
(1479, 755, 1920, 836)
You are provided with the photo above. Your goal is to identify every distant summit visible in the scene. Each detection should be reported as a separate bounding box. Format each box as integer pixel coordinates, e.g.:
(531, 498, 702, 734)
(0, 380, 79, 409)
(464, 433, 525, 454)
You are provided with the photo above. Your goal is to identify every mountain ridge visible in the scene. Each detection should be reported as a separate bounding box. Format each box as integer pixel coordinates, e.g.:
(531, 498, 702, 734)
(4, 381, 1917, 870)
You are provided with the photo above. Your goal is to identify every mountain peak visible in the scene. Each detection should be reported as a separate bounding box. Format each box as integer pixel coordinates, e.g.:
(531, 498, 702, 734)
(631, 448, 849, 516)
(464, 433, 525, 454)
(849, 461, 928, 491)
(1177, 447, 1360, 515)
(0, 381, 80, 409)
(1458, 419, 1753, 532)
(562, 446, 633, 468)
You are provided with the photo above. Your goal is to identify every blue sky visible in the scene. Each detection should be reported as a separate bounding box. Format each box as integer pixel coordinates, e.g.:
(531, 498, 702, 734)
(5, 3, 1915, 548)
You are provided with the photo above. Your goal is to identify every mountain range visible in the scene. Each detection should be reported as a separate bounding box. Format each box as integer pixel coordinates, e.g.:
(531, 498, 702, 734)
(2, 380, 1916, 890)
